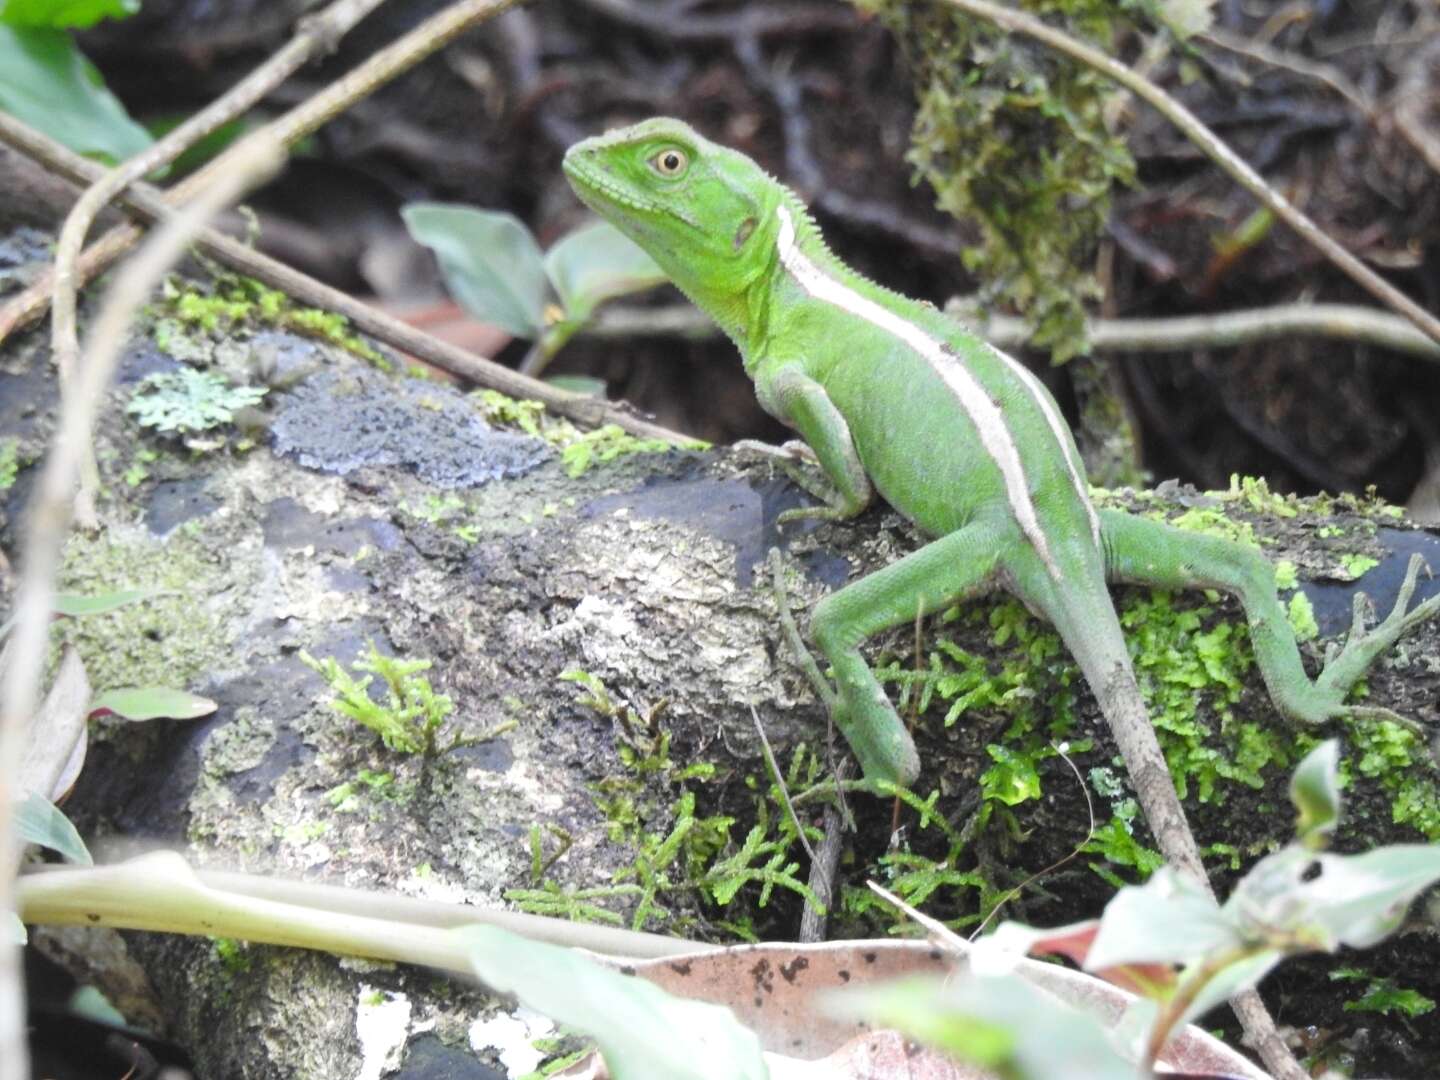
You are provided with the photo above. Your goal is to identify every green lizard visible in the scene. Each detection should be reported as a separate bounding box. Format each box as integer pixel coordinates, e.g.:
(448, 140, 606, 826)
(562, 117, 1438, 880)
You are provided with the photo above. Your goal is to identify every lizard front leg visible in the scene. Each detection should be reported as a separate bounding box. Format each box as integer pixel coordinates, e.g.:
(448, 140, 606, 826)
(809, 520, 1005, 786)
(757, 365, 873, 527)
(1100, 508, 1439, 732)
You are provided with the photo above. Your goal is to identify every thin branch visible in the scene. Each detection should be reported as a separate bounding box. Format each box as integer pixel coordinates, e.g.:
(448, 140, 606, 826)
(592, 298, 1440, 364)
(934, 0, 1440, 349)
(49, 0, 391, 517)
(0, 113, 692, 444)
(0, 136, 285, 1080)
(962, 301, 1440, 363)
(750, 705, 816, 863)
(0, 0, 525, 347)
(1200, 29, 1373, 117)
(1391, 32, 1440, 178)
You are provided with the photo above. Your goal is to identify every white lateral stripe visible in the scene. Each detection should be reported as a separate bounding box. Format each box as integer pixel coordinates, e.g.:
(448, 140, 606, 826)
(998, 348, 1101, 547)
(775, 205, 1060, 578)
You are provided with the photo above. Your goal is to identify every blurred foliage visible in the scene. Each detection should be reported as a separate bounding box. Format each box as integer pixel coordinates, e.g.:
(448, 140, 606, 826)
(856, 0, 1144, 361)
(0, 0, 150, 161)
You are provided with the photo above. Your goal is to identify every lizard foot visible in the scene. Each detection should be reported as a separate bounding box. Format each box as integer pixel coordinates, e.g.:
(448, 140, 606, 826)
(734, 442, 859, 526)
(1309, 554, 1439, 740)
(732, 438, 818, 465)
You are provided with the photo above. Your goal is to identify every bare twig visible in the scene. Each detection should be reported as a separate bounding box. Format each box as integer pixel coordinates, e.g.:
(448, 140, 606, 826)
(935, 0, 1440, 349)
(798, 758, 849, 944)
(956, 301, 1440, 364)
(0, 0, 525, 347)
(750, 705, 816, 864)
(575, 0, 855, 42)
(593, 298, 1440, 364)
(0, 111, 691, 444)
(0, 136, 285, 1080)
(48, 0, 390, 517)
(1201, 29, 1373, 117)
(1391, 33, 1440, 178)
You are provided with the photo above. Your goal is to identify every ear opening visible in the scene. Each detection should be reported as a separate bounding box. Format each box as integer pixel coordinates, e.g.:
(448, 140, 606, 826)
(732, 217, 757, 251)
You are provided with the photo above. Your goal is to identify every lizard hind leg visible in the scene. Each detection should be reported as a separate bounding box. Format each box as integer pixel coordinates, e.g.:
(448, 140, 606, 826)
(1099, 508, 1439, 733)
(807, 519, 1006, 787)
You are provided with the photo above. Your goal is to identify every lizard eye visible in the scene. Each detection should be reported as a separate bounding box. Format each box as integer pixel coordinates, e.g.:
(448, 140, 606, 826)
(651, 148, 688, 177)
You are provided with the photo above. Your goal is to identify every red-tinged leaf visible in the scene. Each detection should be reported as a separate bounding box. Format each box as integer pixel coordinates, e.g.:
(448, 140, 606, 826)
(1027, 921, 1178, 1000)
(89, 687, 216, 721)
(1027, 921, 1101, 967)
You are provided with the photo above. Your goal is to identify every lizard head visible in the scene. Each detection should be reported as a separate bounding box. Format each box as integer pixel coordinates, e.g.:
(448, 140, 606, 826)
(563, 117, 780, 308)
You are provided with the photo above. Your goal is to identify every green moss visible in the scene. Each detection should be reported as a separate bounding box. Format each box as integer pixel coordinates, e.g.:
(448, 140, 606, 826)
(1223, 474, 1300, 518)
(54, 525, 244, 693)
(857, 0, 1137, 359)
(510, 671, 815, 935)
(1161, 506, 1258, 547)
(211, 937, 252, 975)
(1331, 967, 1437, 1018)
(300, 642, 509, 761)
(560, 423, 706, 478)
(1286, 593, 1318, 644)
(1336, 553, 1380, 580)
(1346, 720, 1440, 838)
(154, 274, 391, 370)
(0, 437, 20, 490)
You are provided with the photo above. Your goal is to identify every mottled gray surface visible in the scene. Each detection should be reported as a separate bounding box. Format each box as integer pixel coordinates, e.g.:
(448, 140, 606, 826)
(271, 366, 551, 487)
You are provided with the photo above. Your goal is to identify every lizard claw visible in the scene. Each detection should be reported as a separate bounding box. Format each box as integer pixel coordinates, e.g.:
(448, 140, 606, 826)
(732, 439, 818, 465)
(1294, 554, 1440, 754)
(1316, 554, 1440, 701)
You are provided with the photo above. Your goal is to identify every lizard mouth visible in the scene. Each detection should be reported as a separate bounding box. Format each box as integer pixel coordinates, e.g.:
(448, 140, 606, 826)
(562, 144, 701, 231)
(562, 147, 652, 217)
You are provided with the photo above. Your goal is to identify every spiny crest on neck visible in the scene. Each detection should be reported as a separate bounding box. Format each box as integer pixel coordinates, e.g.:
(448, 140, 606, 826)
(771, 184, 919, 315)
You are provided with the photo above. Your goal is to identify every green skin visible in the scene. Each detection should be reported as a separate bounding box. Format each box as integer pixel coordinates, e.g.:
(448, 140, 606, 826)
(563, 117, 1438, 877)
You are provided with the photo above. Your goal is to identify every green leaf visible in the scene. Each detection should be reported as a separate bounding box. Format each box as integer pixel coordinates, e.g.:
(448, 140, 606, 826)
(453, 925, 767, 1080)
(980, 744, 1041, 806)
(1172, 949, 1284, 1032)
(1087, 868, 1238, 970)
(545, 374, 607, 398)
(52, 588, 162, 618)
(0, 0, 139, 29)
(542, 220, 666, 322)
(0, 27, 151, 161)
(16, 792, 92, 864)
(89, 687, 217, 721)
(825, 973, 1134, 1080)
(402, 203, 549, 339)
(1224, 843, 1440, 951)
(1299, 846, 1440, 949)
(1289, 739, 1341, 846)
